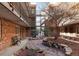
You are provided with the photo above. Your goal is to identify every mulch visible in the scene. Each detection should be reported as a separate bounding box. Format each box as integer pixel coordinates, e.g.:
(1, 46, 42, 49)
(14, 48, 45, 56)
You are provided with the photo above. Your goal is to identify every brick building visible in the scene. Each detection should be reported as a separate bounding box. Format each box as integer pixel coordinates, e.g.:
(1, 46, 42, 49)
(41, 3, 79, 55)
(0, 2, 36, 51)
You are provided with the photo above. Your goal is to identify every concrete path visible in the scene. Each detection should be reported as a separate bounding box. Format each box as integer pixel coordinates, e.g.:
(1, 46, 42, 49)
(0, 39, 28, 56)
(0, 38, 65, 56)
(26, 40, 65, 56)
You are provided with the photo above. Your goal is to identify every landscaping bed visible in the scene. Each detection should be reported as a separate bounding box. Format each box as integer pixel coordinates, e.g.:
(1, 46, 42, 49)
(42, 37, 72, 56)
(14, 47, 45, 56)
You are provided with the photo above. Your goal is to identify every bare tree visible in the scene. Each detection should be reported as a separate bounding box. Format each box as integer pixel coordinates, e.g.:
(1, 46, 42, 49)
(43, 4, 79, 40)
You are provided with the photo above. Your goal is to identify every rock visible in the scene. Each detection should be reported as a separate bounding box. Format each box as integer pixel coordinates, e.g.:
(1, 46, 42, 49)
(59, 44, 72, 55)
(64, 46, 72, 55)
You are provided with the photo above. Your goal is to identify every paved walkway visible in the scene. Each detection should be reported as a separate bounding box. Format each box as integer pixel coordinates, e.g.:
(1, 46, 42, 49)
(26, 40, 65, 56)
(0, 39, 28, 56)
(0, 38, 65, 56)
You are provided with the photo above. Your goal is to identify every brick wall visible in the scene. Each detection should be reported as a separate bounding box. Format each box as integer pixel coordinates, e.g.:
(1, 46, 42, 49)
(0, 19, 1, 38)
(0, 18, 31, 51)
(26, 27, 31, 37)
(20, 27, 30, 39)
(4, 20, 17, 46)
(0, 18, 16, 50)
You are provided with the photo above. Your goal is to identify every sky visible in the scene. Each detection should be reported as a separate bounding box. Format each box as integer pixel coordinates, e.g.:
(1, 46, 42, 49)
(36, 2, 49, 26)
(35, 2, 49, 33)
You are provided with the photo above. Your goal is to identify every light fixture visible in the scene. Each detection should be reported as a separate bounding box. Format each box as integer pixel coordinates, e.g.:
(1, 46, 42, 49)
(41, 12, 46, 15)
(30, 2, 36, 5)
(49, 2, 60, 6)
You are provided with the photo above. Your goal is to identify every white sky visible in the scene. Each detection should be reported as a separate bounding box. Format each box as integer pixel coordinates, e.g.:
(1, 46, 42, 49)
(36, 2, 49, 26)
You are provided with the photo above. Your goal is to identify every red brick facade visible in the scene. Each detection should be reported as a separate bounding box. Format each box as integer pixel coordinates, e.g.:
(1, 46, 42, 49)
(0, 18, 31, 51)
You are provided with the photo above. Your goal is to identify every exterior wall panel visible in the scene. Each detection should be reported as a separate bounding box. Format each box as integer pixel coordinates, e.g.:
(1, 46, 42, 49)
(0, 18, 31, 51)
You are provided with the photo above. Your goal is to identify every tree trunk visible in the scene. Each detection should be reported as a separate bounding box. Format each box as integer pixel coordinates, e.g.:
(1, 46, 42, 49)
(52, 20, 60, 40)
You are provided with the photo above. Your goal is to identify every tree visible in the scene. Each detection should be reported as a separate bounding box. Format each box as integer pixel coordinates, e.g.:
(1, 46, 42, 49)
(43, 3, 79, 40)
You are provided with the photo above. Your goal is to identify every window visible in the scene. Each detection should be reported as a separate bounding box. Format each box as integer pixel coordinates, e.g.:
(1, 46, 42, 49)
(15, 25, 20, 35)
